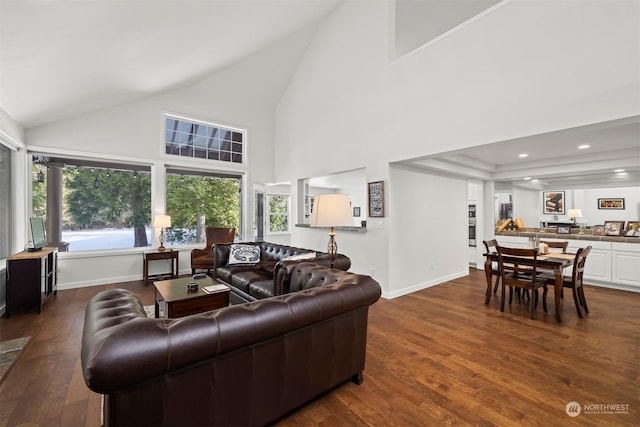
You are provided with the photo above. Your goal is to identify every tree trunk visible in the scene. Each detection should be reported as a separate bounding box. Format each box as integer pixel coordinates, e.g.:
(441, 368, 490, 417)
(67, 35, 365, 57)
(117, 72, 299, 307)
(196, 213, 206, 243)
(134, 224, 149, 247)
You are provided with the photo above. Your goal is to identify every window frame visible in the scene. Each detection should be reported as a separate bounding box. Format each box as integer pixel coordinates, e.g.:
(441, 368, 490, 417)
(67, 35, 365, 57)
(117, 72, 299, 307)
(163, 113, 247, 166)
(164, 167, 243, 245)
(266, 193, 290, 235)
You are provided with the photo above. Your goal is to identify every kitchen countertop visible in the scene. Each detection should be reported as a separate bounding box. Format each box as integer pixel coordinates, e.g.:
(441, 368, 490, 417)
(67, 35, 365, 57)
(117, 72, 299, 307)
(495, 230, 640, 244)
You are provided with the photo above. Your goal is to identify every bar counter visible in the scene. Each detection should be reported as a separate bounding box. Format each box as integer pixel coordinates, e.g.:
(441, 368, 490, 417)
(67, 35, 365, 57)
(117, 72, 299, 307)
(495, 229, 640, 244)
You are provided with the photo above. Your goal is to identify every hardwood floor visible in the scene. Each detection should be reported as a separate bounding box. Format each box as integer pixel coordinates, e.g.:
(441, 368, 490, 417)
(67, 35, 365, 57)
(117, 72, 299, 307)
(1, 269, 638, 426)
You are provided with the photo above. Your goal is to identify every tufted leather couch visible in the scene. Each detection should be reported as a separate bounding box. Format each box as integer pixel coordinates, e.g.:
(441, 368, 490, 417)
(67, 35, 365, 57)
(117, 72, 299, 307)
(81, 262, 381, 427)
(212, 241, 351, 304)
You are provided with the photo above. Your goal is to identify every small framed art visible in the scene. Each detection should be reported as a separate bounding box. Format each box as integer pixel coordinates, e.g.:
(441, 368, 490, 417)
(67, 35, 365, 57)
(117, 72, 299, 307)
(604, 221, 625, 236)
(368, 181, 385, 218)
(598, 198, 625, 210)
(626, 221, 640, 237)
(543, 191, 565, 215)
(353, 207, 361, 217)
(593, 225, 604, 236)
(557, 225, 571, 234)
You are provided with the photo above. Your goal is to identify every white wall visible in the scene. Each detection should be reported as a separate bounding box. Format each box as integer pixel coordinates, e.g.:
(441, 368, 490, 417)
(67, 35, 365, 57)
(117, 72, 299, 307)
(276, 0, 638, 294)
(21, 53, 278, 289)
(513, 187, 540, 228)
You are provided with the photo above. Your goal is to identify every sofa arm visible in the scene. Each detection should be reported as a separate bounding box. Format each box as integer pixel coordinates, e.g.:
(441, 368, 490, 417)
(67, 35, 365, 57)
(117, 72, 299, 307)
(190, 247, 209, 261)
(211, 243, 232, 268)
(273, 254, 351, 295)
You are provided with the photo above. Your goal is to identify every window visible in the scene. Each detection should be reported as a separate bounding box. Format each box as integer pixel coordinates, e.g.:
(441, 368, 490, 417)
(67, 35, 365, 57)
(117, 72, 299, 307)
(0, 144, 10, 259)
(165, 169, 241, 245)
(31, 155, 152, 251)
(267, 194, 289, 233)
(165, 115, 244, 164)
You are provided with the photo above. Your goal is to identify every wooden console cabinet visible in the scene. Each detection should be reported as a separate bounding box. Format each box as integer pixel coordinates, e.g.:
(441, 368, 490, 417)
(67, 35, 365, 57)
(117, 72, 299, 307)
(5, 247, 58, 318)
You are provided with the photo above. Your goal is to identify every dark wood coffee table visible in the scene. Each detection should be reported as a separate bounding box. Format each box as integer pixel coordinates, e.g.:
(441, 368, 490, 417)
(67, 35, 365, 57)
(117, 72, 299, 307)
(153, 276, 230, 318)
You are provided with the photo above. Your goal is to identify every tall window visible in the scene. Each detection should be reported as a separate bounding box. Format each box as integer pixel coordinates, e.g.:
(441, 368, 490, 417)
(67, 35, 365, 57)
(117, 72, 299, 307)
(165, 115, 245, 164)
(32, 155, 152, 251)
(267, 194, 289, 233)
(165, 169, 241, 245)
(0, 144, 11, 259)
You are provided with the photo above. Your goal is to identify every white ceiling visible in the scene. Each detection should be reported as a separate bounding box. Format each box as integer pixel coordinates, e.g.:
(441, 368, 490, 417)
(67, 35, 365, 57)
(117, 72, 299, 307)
(0, 0, 340, 128)
(398, 116, 640, 190)
(1, 0, 638, 190)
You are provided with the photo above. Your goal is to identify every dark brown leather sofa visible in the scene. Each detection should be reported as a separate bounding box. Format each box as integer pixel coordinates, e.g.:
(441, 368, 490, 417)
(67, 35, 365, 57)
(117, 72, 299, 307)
(81, 262, 381, 427)
(212, 241, 351, 304)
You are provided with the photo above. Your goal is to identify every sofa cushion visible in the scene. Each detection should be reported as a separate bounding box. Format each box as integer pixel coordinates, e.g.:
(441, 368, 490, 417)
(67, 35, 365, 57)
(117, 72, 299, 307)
(230, 270, 271, 293)
(228, 244, 261, 265)
(249, 280, 276, 299)
(215, 265, 255, 283)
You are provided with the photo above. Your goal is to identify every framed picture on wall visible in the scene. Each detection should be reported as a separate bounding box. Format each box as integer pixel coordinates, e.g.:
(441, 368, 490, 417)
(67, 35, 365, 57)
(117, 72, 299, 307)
(353, 207, 361, 217)
(543, 191, 565, 215)
(598, 198, 625, 210)
(368, 181, 384, 217)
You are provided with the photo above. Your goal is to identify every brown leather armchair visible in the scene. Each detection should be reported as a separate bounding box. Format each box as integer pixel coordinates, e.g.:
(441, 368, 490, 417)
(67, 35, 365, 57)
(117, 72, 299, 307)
(191, 227, 235, 274)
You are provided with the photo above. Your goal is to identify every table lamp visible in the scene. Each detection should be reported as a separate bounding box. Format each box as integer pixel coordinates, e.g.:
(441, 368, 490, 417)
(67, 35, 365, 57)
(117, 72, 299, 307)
(153, 214, 171, 252)
(568, 208, 582, 226)
(310, 194, 353, 267)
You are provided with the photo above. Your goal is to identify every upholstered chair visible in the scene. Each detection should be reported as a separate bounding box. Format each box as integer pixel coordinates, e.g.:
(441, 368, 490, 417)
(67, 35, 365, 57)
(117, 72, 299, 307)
(190, 227, 235, 274)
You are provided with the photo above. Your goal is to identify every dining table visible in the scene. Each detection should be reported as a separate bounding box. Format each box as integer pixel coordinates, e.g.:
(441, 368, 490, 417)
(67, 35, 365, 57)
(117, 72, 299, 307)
(483, 251, 576, 323)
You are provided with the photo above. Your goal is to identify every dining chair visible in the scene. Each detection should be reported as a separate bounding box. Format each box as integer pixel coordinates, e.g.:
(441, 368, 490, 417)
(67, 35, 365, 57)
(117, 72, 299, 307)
(545, 246, 592, 318)
(540, 240, 568, 253)
(483, 239, 501, 294)
(496, 245, 548, 319)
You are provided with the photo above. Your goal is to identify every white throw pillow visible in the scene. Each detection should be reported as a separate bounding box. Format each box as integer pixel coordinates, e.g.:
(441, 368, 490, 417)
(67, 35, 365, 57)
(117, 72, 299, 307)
(227, 244, 261, 265)
(283, 252, 316, 261)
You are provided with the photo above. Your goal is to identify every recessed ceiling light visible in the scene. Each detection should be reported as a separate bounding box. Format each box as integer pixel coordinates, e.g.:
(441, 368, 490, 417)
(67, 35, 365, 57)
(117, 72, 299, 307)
(523, 177, 531, 180)
(617, 172, 628, 177)
(614, 169, 625, 173)
(531, 179, 539, 183)
(578, 144, 590, 149)
(518, 153, 528, 158)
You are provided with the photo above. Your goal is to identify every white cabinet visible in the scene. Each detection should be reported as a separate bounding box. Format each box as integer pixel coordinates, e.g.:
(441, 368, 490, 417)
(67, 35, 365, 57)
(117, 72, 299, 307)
(612, 243, 640, 289)
(567, 241, 612, 284)
(495, 235, 528, 248)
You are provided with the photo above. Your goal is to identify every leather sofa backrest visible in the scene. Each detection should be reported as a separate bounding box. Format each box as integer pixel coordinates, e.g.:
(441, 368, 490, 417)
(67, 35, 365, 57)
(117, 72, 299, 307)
(288, 262, 363, 293)
(82, 269, 380, 394)
(212, 242, 350, 271)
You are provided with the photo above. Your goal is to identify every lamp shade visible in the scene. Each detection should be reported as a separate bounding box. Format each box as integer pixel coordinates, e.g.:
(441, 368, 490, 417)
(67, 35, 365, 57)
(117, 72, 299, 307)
(310, 194, 353, 227)
(568, 209, 583, 219)
(153, 214, 171, 228)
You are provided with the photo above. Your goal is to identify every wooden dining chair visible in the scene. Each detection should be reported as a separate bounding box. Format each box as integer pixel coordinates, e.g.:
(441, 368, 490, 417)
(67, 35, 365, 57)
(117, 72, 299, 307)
(540, 240, 568, 253)
(496, 245, 548, 319)
(545, 246, 592, 318)
(483, 239, 501, 294)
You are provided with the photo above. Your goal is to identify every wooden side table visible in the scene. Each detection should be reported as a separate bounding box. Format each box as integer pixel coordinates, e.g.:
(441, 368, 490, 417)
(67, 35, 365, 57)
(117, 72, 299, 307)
(143, 249, 179, 285)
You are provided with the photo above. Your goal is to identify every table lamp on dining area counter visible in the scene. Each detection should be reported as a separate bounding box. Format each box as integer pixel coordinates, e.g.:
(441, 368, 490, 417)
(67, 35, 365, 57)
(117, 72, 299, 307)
(153, 214, 171, 252)
(310, 194, 353, 268)
(568, 208, 583, 226)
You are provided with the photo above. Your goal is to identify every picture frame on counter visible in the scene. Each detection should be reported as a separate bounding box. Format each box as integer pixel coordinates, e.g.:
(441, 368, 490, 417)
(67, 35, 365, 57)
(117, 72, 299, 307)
(557, 225, 571, 234)
(626, 221, 640, 237)
(598, 198, 625, 210)
(543, 191, 565, 215)
(593, 225, 605, 236)
(604, 221, 625, 236)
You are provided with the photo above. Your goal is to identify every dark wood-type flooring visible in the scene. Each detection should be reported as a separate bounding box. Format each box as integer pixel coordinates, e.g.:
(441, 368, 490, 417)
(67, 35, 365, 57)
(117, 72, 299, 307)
(1, 269, 638, 426)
